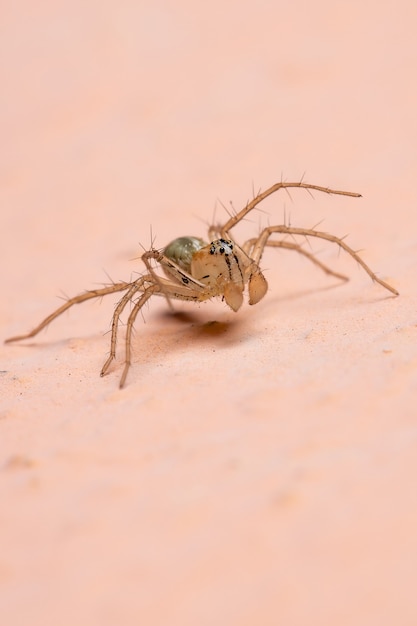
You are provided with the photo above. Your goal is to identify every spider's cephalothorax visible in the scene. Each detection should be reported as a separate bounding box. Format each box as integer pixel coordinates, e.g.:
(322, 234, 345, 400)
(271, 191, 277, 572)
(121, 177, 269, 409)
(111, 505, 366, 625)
(5, 181, 399, 388)
(163, 236, 268, 312)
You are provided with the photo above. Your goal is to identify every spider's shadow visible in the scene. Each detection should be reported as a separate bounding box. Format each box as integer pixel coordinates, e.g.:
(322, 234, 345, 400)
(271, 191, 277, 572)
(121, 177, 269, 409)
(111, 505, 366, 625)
(149, 281, 344, 355)
(155, 280, 345, 339)
(155, 309, 238, 341)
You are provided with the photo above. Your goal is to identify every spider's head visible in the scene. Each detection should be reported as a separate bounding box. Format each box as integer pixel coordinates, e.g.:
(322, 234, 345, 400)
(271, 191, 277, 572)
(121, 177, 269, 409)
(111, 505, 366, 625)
(190, 238, 246, 311)
(208, 238, 235, 256)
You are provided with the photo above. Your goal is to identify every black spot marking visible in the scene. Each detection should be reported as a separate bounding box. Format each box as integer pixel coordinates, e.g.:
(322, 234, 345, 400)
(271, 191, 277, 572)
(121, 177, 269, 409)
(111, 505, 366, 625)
(182, 277, 189, 284)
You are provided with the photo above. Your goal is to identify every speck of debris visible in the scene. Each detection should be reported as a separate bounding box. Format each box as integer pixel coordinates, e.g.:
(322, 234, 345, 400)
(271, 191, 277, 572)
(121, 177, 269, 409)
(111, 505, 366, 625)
(3, 455, 36, 471)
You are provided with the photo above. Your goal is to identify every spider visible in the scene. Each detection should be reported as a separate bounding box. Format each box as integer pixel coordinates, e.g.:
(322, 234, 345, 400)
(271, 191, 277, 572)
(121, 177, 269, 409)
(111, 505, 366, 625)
(5, 181, 398, 388)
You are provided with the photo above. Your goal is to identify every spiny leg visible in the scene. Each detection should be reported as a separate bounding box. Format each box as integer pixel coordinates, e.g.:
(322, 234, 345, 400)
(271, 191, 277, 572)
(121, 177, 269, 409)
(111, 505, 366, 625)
(141, 249, 176, 312)
(119, 285, 160, 388)
(143, 248, 208, 297)
(243, 237, 349, 282)
(5, 282, 132, 344)
(250, 225, 398, 295)
(118, 278, 214, 388)
(100, 277, 153, 377)
(220, 182, 362, 236)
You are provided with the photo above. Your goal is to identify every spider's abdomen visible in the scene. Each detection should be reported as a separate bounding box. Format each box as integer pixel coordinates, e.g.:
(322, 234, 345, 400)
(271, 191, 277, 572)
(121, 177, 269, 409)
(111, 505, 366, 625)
(163, 236, 207, 274)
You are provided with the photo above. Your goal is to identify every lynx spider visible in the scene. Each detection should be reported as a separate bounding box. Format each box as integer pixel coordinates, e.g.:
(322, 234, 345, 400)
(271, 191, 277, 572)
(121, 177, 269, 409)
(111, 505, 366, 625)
(6, 181, 398, 388)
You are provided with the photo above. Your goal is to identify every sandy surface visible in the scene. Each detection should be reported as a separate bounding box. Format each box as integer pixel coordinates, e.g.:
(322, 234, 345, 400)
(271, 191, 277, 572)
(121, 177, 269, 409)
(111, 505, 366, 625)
(1, 2, 417, 625)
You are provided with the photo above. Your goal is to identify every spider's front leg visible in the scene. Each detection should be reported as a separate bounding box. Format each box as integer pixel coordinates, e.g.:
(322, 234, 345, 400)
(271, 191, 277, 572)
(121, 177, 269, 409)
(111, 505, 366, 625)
(118, 284, 160, 388)
(243, 237, 349, 282)
(247, 225, 398, 295)
(218, 181, 362, 236)
(114, 267, 212, 388)
(100, 276, 153, 378)
(99, 250, 207, 386)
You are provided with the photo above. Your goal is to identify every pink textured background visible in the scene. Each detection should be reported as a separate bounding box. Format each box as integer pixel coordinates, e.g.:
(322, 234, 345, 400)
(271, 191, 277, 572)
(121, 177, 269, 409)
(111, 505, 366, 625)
(1, 2, 417, 625)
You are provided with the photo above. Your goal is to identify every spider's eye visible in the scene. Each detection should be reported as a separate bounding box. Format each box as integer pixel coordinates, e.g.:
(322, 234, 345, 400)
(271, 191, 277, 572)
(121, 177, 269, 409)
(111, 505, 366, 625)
(210, 239, 234, 256)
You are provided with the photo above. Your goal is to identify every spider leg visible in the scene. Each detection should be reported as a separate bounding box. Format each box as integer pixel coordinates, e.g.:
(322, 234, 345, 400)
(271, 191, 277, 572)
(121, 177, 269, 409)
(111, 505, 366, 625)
(142, 248, 208, 296)
(141, 250, 177, 312)
(100, 276, 152, 377)
(119, 285, 160, 388)
(5, 282, 132, 344)
(249, 225, 398, 295)
(243, 237, 349, 282)
(118, 278, 207, 388)
(220, 182, 361, 236)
